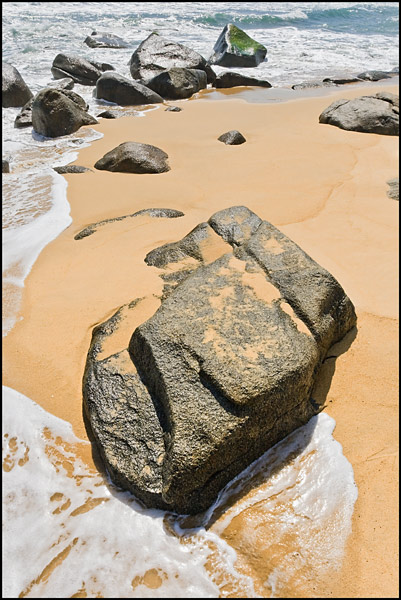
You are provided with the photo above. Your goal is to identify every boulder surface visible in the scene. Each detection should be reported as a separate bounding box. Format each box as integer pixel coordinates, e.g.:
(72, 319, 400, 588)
(83, 206, 357, 515)
(95, 72, 163, 105)
(209, 24, 267, 68)
(51, 53, 114, 85)
(32, 88, 97, 137)
(146, 67, 207, 99)
(319, 92, 399, 135)
(2, 62, 33, 107)
(214, 71, 272, 88)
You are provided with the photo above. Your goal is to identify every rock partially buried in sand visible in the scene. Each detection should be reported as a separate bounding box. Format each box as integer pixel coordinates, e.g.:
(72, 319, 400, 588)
(209, 24, 267, 68)
(319, 92, 399, 136)
(218, 130, 246, 145)
(54, 165, 93, 174)
(32, 88, 97, 138)
(214, 72, 272, 88)
(83, 206, 357, 515)
(95, 72, 164, 105)
(94, 142, 170, 174)
(2, 62, 33, 108)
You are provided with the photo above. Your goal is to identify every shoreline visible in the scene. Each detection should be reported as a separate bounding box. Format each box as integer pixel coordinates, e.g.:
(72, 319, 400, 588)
(3, 81, 399, 597)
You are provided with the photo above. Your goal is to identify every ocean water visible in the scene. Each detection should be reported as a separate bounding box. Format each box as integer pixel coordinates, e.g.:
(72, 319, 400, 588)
(3, 2, 397, 597)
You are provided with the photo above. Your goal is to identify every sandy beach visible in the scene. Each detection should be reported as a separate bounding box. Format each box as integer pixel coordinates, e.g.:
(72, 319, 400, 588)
(3, 81, 399, 597)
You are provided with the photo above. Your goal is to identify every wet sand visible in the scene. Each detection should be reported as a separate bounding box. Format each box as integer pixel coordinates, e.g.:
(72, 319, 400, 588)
(3, 82, 399, 597)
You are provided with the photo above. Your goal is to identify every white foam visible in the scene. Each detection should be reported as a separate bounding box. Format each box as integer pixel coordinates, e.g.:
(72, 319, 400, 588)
(3, 384, 358, 598)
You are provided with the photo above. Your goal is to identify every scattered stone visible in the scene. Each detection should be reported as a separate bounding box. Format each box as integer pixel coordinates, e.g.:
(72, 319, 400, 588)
(94, 142, 170, 174)
(129, 32, 215, 84)
(54, 165, 93, 174)
(83, 206, 357, 515)
(97, 110, 118, 119)
(165, 106, 182, 112)
(51, 53, 114, 86)
(32, 88, 98, 138)
(2, 62, 33, 108)
(322, 76, 362, 85)
(214, 71, 272, 88)
(96, 71, 164, 105)
(2, 159, 10, 173)
(319, 92, 399, 136)
(75, 208, 184, 240)
(218, 130, 246, 145)
(357, 70, 392, 81)
(386, 177, 399, 200)
(209, 24, 267, 68)
(146, 67, 207, 100)
(291, 80, 338, 90)
(84, 30, 129, 49)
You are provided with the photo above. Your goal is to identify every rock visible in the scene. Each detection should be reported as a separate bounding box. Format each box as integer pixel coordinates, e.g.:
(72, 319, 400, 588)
(322, 75, 362, 85)
(165, 106, 182, 112)
(386, 177, 399, 200)
(53, 165, 93, 174)
(391, 66, 399, 73)
(357, 70, 392, 81)
(83, 206, 356, 515)
(146, 68, 207, 100)
(214, 72, 272, 88)
(209, 24, 267, 68)
(129, 32, 215, 84)
(319, 92, 399, 136)
(2, 62, 33, 108)
(218, 130, 246, 145)
(97, 110, 118, 119)
(32, 88, 98, 138)
(15, 88, 88, 129)
(51, 53, 114, 86)
(291, 80, 338, 90)
(84, 30, 129, 49)
(94, 142, 170, 174)
(95, 72, 163, 105)
(47, 77, 75, 90)
(2, 159, 10, 173)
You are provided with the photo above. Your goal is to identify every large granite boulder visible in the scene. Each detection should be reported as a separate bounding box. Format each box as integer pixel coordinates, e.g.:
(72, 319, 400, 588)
(146, 67, 207, 100)
(129, 32, 216, 84)
(83, 206, 357, 515)
(95, 72, 163, 105)
(214, 71, 272, 88)
(15, 88, 88, 129)
(94, 142, 170, 174)
(32, 88, 97, 137)
(84, 30, 129, 49)
(51, 53, 114, 85)
(2, 62, 33, 108)
(319, 92, 399, 136)
(209, 24, 267, 68)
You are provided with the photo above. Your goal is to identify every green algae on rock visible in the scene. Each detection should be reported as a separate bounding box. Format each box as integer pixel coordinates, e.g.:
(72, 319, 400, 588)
(209, 24, 267, 68)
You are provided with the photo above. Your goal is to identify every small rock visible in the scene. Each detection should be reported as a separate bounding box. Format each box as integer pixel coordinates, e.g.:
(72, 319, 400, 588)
(386, 177, 399, 200)
(214, 72, 272, 88)
(165, 106, 182, 112)
(53, 165, 93, 174)
(218, 130, 246, 145)
(2, 159, 10, 173)
(97, 110, 118, 119)
(94, 142, 170, 174)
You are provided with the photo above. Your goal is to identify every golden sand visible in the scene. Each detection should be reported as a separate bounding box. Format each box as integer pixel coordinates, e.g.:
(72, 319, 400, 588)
(3, 82, 399, 597)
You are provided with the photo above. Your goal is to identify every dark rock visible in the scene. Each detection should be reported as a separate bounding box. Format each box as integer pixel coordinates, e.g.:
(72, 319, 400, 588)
(291, 80, 338, 90)
(214, 72, 272, 89)
(357, 70, 392, 81)
(129, 32, 214, 84)
(2, 159, 10, 173)
(218, 130, 246, 145)
(209, 24, 267, 68)
(84, 30, 129, 49)
(51, 53, 114, 86)
(165, 105, 182, 112)
(75, 208, 184, 240)
(32, 88, 98, 138)
(322, 76, 362, 85)
(319, 92, 399, 136)
(146, 68, 207, 100)
(2, 62, 33, 108)
(94, 142, 170, 174)
(54, 165, 93, 174)
(145, 222, 211, 267)
(47, 77, 75, 90)
(97, 110, 118, 119)
(95, 72, 163, 105)
(15, 88, 87, 129)
(83, 205, 356, 515)
(386, 177, 399, 201)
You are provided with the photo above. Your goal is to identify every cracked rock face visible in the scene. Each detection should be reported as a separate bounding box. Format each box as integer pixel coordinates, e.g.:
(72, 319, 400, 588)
(83, 206, 357, 515)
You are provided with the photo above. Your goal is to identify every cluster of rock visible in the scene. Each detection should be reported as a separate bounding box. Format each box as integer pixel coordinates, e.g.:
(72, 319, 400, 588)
(83, 205, 357, 515)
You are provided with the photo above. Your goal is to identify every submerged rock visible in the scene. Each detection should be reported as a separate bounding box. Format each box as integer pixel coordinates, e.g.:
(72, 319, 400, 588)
(209, 24, 267, 68)
(32, 88, 97, 137)
(2, 62, 33, 108)
(96, 72, 164, 105)
(84, 30, 129, 49)
(319, 92, 399, 136)
(129, 32, 215, 84)
(94, 142, 170, 174)
(146, 67, 207, 99)
(83, 206, 357, 515)
(218, 130, 246, 145)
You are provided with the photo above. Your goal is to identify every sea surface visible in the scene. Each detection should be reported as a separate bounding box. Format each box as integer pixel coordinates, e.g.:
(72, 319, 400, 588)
(2, 2, 398, 597)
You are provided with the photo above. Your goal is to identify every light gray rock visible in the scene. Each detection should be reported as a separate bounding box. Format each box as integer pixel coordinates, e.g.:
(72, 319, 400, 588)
(319, 92, 399, 136)
(96, 72, 164, 105)
(94, 142, 170, 174)
(2, 62, 33, 107)
(209, 24, 267, 68)
(84, 30, 129, 49)
(357, 70, 392, 81)
(386, 177, 399, 200)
